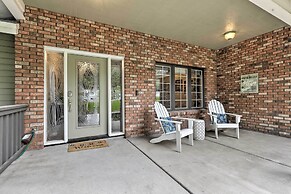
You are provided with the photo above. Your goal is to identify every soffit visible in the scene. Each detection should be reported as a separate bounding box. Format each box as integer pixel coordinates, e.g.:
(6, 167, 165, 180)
(23, 0, 287, 50)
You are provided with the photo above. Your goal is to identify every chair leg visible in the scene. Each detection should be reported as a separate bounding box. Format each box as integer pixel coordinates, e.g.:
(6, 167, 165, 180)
(176, 137, 182, 152)
(236, 127, 239, 139)
(176, 131, 182, 153)
(215, 127, 218, 139)
(189, 133, 193, 146)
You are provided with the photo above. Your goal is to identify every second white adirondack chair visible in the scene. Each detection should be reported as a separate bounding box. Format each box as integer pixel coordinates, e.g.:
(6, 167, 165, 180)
(150, 102, 194, 152)
(208, 99, 242, 139)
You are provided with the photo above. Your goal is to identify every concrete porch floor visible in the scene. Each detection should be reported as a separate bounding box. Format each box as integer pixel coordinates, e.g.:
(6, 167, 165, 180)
(0, 130, 290, 194)
(130, 130, 291, 194)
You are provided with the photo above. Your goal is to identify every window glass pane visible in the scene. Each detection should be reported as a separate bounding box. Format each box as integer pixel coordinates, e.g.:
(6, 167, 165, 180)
(111, 60, 123, 133)
(197, 100, 202, 107)
(155, 65, 171, 108)
(77, 61, 100, 127)
(155, 63, 204, 110)
(175, 67, 188, 109)
(46, 51, 64, 141)
(191, 69, 203, 108)
(163, 101, 170, 108)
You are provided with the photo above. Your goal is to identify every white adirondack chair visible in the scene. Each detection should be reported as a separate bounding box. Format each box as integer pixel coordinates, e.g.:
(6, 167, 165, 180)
(208, 99, 242, 139)
(150, 102, 194, 152)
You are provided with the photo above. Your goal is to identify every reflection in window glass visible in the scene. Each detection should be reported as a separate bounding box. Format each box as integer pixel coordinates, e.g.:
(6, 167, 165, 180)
(77, 62, 100, 127)
(191, 69, 203, 108)
(175, 67, 187, 109)
(155, 63, 204, 110)
(111, 60, 122, 133)
(155, 65, 171, 108)
(46, 51, 64, 141)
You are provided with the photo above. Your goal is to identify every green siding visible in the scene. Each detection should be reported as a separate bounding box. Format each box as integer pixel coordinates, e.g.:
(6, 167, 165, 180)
(0, 52, 15, 59)
(0, 33, 14, 40)
(0, 46, 14, 53)
(0, 33, 15, 106)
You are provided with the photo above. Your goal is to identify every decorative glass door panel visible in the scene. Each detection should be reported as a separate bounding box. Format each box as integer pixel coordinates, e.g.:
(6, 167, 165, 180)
(68, 55, 107, 139)
(45, 51, 64, 142)
(77, 62, 100, 127)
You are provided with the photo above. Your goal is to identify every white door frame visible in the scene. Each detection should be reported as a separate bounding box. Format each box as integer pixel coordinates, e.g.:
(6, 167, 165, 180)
(44, 46, 125, 145)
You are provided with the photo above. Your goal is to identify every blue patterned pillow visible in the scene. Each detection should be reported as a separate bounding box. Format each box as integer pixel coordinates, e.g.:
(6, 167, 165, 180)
(160, 117, 176, 134)
(214, 113, 228, 123)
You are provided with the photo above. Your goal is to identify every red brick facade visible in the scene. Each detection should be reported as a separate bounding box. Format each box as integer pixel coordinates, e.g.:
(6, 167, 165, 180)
(15, 6, 217, 149)
(216, 27, 291, 137)
(16, 6, 290, 149)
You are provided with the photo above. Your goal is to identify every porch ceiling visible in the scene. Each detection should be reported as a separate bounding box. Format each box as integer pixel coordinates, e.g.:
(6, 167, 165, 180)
(23, 0, 288, 50)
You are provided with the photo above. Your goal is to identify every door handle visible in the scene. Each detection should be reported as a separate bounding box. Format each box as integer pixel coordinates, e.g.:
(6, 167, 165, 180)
(68, 91, 73, 112)
(68, 100, 72, 112)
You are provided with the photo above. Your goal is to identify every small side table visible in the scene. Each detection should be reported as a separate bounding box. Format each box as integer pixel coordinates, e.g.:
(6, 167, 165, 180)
(193, 119, 205, 140)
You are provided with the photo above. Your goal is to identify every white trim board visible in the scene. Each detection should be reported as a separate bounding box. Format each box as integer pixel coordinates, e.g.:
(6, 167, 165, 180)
(43, 49, 48, 145)
(64, 52, 68, 143)
(44, 47, 125, 145)
(249, 0, 291, 26)
(2, 0, 25, 20)
(0, 21, 19, 35)
(121, 59, 125, 134)
(43, 49, 67, 145)
(107, 58, 112, 136)
(43, 46, 124, 60)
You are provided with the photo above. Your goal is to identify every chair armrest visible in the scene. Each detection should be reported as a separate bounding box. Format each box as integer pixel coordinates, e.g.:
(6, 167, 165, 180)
(172, 117, 200, 121)
(155, 118, 182, 124)
(207, 113, 217, 117)
(225, 113, 242, 117)
(155, 118, 182, 132)
(172, 117, 200, 130)
(207, 113, 217, 123)
(225, 113, 242, 123)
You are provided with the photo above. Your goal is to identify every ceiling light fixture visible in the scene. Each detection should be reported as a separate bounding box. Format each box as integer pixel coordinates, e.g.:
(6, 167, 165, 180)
(224, 31, 236, 40)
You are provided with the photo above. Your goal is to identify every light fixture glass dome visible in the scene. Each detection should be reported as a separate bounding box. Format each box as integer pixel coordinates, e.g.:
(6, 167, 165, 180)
(224, 31, 236, 40)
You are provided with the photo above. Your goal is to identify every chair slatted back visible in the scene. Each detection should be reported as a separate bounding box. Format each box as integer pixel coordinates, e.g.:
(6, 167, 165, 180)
(154, 102, 170, 119)
(208, 99, 225, 114)
(154, 102, 171, 134)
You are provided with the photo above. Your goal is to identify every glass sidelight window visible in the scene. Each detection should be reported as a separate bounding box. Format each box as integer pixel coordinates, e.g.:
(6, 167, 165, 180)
(111, 60, 123, 133)
(45, 48, 125, 144)
(46, 51, 64, 141)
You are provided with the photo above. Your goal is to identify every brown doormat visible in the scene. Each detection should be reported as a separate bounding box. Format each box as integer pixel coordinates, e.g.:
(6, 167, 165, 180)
(68, 139, 109, 152)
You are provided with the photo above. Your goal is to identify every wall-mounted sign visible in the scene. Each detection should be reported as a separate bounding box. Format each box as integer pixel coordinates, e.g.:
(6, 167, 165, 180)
(241, 73, 258, 93)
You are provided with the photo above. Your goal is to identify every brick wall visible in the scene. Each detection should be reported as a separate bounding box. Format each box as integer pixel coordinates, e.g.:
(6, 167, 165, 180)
(216, 27, 291, 137)
(15, 6, 217, 149)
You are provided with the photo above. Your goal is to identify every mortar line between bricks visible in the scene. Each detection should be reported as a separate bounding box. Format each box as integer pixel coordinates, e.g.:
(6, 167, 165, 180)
(127, 139, 193, 194)
(206, 139, 291, 169)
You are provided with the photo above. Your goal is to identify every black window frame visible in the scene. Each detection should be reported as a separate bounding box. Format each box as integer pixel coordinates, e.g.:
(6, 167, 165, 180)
(155, 62, 205, 111)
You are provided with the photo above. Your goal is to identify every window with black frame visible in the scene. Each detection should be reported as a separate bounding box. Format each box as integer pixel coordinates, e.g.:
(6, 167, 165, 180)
(175, 67, 188, 109)
(155, 65, 171, 108)
(155, 63, 204, 110)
